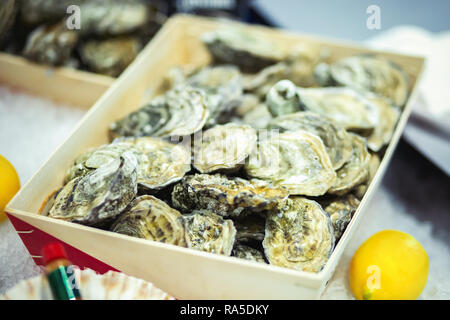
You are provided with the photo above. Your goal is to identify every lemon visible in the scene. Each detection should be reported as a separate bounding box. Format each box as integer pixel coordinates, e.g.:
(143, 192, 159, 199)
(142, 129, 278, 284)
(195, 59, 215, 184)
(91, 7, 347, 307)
(0, 155, 21, 223)
(349, 230, 429, 300)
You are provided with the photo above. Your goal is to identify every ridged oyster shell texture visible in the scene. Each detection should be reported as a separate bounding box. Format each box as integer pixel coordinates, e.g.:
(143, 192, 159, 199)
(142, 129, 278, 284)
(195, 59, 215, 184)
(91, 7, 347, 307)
(44, 25, 409, 274)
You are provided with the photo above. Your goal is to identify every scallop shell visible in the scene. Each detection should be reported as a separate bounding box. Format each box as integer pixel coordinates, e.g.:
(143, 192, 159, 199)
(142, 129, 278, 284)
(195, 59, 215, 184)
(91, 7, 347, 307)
(49, 153, 138, 227)
(245, 130, 336, 196)
(232, 244, 266, 263)
(183, 210, 236, 255)
(65, 137, 191, 191)
(193, 123, 257, 173)
(328, 134, 371, 196)
(111, 195, 186, 247)
(0, 268, 174, 300)
(109, 86, 209, 139)
(202, 28, 284, 72)
(268, 111, 353, 170)
(329, 54, 410, 107)
(171, 173, 288, 217)
(263, 197, 335, 273)
(320, 194, 360, 240)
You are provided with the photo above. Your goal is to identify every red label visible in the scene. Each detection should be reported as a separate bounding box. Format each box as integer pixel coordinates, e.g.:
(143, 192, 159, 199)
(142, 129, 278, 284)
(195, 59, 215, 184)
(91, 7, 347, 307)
(7, 213, 119, 274)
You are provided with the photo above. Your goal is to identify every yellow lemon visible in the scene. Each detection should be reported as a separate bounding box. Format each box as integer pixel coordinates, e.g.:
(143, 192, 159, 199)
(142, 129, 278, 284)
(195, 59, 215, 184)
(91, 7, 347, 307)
(349, 230, 429, 300)
(0, 155, 21, 223)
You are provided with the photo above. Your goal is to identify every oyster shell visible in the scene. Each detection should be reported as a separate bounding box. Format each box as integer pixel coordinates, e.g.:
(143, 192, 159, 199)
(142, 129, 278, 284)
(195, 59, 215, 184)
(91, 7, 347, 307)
(266, 80, 379, 134)
(171, 173, 288, 217)
(243, 42, 327, 98)
(285, 42, 329, 87)
(65, 137, 191, 191)
(244, 62, 289, 98)
(23, 22, 78, 66)
(234, 94, 261, 118)
(186, 65, 243, 126)
(263, 197, 335, 273)
(234, 215, 266, 242)
(232, 244, 266, 263)
(320, 194, 360, 240)
(111, 195, 186, 247)
(109, 86, 209, 139)
(328, 134, 371, 195)
(183, 210, 236, 255)
(193, 123, 257, 173)
(49, 153, 138, 226)
(202, 28, 284, 72)
(329, 54, 409, 107)
(79, 0, 149, 36)
(245, 130, 336, 196)
(79, 37, 140, 77)
(366, 95, 401, 152)
(354, 153, 381, 199)
(268, 111, 353, 170)
(20, 0, 83, 25)
(265, 79, 301, 117)
(241, 103, 273, 129)
(0, 0, 17, 47)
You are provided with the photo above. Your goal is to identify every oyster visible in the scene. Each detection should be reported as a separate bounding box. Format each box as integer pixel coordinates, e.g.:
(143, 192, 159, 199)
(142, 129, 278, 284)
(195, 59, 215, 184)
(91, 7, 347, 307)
(265, 79, 301, 117)
(109, 86, 209, 139)
(366, 95, 401, 152)
(243, 43, 328, 97)
(241, 103, 273, 129)
(183, 210, 236, 255)
(285, 42, 329, 87)
(186, 65, 243, 126)
(328, 134, 371, 195)
(111, 195, 186, 246)
(329, 54, 409, 107)
(266, 80, 379, 134)
(232, 244, 266, 263)
(234, 94, 261, 118)
(65, 137, 190, 191)
(263, 197, 335, 273)
(354, 153, 381, 199)
(320, 194, 360, 240)
(79, 37, 140, 77)
(49, 153, 138, 226)
(245, 130, 336, 196)
(234, 215, 266, 242)
(193, 123, 257, 173)
(161, 66, 196, 91)
(79, 0, 149, 36)
(0, 0, 17, 47)
(202, 28, 284, 72)
(244, 62, 289, 98)
(20, 0, 83, 25)
(171, 173, 288, 217)
(268, 111, 353, 170)
(23, 22, 78, 66)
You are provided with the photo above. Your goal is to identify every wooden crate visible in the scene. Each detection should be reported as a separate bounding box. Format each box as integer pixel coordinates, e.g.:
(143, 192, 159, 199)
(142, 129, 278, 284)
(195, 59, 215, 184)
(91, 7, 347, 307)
(0, 52, 114, 109)
(5, 14, 425, 299)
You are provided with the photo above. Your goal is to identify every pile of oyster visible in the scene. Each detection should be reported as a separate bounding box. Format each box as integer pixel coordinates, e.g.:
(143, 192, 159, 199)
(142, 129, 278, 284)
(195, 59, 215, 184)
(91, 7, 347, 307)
(0, 0, 166, 76)
(42, 26, 409, 273)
